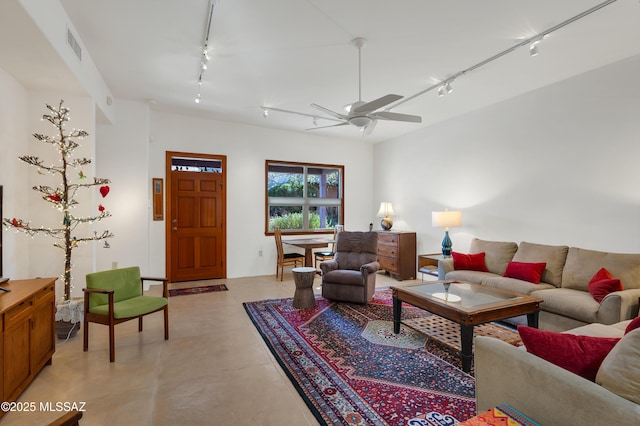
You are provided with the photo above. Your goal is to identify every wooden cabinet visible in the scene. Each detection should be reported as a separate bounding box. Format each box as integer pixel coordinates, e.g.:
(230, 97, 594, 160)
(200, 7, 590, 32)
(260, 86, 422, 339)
(3, 298, 33, 401)
(375, 231, 416, 280)
(0, 278, 55, 410)
(32, 284, 56, 372)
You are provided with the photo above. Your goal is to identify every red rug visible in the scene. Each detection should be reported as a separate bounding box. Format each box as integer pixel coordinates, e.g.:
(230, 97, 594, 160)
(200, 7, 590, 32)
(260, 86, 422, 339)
(168, 284, 227, 297)
(243, 288, 476, 425)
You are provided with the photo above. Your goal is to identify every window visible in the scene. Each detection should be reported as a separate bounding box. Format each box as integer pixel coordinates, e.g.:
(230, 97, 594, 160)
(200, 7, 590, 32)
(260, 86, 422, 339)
(266, 160, 343, 234)
(171, 156, 222, 173)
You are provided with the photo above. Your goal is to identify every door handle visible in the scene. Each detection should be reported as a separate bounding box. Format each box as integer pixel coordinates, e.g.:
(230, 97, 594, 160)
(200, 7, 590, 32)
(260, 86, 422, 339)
(172, 227, 178, 231)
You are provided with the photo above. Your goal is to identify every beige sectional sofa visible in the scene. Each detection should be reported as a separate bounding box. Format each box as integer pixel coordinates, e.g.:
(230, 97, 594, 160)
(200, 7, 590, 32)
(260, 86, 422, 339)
(475, 320, 640, 425)
(438, 238, 640, 331)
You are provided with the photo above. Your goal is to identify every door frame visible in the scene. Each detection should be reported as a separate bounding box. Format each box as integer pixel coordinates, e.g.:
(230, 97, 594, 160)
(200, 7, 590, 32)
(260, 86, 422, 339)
(165, 151, 227, 281)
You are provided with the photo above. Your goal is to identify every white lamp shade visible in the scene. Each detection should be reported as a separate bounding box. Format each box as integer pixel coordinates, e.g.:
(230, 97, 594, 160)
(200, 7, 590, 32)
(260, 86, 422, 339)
(377, 202, 395, 217)
(432, 210, 462, 228)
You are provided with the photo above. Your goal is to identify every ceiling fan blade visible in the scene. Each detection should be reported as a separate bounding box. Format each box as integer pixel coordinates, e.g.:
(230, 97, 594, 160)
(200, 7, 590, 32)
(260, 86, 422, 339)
(310, 104, 348, 120)
(352, 94, 403, 114)
(372, 111, 422, 123)
(362, 119, 377, 136)
(307, 122, 349, 130)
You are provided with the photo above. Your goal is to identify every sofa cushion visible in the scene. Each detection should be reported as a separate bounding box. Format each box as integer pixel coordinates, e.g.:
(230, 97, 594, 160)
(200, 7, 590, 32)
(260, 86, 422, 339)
(562, 247, 640, 291)
(588, 268, 624, 303)
(503, 261, 546, 284)
(596, 328, 640, 404)
(483, 276, 555, 295)
(512, 241, 569, 287)
(518, 325, 620, 381)
(531, 288, 600, 324)
(452, 251, 488, 272)
(469, 238, 518, 275)
(625, 316, 640, 334)
(567, 322, 626, 338)
(445, 269, 497, 284)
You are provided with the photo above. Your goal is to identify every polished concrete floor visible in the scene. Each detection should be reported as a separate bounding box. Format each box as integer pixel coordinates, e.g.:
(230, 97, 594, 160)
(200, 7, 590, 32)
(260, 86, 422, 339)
(4, 271, 421, 425)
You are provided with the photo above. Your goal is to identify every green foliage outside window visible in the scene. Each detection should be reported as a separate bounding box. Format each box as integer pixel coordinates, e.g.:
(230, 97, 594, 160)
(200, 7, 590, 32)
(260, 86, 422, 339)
(269, 212, 320, 231)
(267, 177, 304, 197)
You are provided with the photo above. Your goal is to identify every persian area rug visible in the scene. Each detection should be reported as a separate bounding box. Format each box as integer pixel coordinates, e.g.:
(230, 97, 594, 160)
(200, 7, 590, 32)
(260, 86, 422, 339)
(168, 284, 228, 297)
(244, 288, 484, 426)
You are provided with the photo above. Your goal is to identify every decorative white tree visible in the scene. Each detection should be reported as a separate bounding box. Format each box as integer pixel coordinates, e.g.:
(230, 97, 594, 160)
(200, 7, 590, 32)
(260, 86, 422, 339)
(2, 100, 113, 302)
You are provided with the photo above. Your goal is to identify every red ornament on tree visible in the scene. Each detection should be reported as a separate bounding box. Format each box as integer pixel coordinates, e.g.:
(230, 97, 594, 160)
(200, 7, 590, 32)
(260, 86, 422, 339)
(99, 185, 110, 198)
(98, 204, 105, 212)
(11, 218, 26, 228)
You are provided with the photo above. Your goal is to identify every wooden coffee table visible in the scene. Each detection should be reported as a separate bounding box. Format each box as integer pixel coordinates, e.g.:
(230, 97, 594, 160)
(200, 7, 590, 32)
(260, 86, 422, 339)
(392, 280, 542, 373)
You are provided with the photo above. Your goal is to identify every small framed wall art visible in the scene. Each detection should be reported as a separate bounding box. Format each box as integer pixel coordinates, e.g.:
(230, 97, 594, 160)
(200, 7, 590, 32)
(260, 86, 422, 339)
(152, 178, 164, 221)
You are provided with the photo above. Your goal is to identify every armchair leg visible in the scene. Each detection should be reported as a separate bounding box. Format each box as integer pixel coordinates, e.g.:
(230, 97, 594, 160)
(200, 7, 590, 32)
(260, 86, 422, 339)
(138, 317, 143, 332)
(83, 319, 89, 352)
(109, 322, 115, 362)
(164, 307, 169, 340)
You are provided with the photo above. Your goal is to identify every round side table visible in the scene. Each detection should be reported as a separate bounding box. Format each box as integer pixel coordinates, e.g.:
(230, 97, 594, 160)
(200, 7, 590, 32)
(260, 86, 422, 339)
(292, 267, 317, 309)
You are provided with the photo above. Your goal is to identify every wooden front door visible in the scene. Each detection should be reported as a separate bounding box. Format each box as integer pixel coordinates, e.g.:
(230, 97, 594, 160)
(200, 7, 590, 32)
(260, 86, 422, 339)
(166, 152, 226, 282)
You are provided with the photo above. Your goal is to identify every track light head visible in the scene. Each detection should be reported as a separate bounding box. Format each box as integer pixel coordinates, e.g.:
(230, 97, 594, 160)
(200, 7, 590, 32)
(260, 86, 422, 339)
(438, 80, 454, 97)
(445, 81, 453, 94)
(262, 108, 269, 118)
(529, 36, 545, 57)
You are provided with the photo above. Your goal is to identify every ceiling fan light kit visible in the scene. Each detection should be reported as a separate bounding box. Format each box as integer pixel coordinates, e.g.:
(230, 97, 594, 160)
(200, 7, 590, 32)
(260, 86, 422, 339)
(305, 37, 422, 135)
(262, 37, 422, 136)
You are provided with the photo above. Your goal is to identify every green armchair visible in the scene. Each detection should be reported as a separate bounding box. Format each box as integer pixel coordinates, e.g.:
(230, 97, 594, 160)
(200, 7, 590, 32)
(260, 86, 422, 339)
(83, 266, 169, 362)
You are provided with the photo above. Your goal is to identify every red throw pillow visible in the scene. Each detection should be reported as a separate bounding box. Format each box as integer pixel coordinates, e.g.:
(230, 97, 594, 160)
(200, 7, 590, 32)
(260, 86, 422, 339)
(503, 261, 546, 284)
(625, 316, 640, 334)
(588, 268, 623, 303)
(451, 251, 489, 272)
(518, 326, 620, 381)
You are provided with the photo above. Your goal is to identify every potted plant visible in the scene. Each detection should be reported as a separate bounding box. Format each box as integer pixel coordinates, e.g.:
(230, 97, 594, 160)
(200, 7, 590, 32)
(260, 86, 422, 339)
(2, 100, 113, 338)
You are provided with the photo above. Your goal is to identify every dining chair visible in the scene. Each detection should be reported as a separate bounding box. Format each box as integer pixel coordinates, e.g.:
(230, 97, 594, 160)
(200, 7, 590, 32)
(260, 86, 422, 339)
(314, 226, 340, 268)
(274, 226, 305, 281)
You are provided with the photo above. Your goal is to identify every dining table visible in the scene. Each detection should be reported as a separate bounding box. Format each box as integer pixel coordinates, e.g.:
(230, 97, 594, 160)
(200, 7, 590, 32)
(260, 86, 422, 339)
(283, 238, 335, 267)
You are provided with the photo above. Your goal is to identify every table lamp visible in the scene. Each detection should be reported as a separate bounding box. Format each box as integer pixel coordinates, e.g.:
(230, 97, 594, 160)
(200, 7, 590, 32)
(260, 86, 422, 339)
(432, 209, 462, 256)
(377, 202, 395, 230)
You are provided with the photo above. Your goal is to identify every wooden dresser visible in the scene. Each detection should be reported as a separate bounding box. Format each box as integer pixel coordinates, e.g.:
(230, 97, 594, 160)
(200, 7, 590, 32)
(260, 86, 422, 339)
(375, 231, 417, 280)
(0, 278, 56, 413)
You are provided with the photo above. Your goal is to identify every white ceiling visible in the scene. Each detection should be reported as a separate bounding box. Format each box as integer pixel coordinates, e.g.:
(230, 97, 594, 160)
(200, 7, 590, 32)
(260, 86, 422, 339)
(8, 1, 640, 142)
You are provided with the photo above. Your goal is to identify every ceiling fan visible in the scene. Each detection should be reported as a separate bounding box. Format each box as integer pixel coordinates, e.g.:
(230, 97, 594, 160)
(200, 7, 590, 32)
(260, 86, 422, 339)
(308, 37, 422, 135)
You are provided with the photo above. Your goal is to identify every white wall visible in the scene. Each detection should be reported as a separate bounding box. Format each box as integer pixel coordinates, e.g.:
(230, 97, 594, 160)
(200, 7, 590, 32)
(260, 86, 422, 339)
(375, 55, 640, 256)
(94, 107, 375, 279)
(95, 100, 151, 275)
(0, 67, 30, 279)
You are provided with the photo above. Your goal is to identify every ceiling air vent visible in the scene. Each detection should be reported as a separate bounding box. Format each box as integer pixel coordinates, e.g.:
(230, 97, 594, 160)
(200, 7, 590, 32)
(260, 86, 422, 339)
(67, 28, 82, 61)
